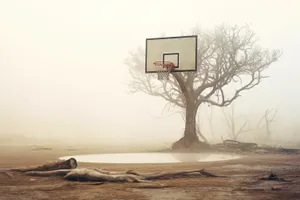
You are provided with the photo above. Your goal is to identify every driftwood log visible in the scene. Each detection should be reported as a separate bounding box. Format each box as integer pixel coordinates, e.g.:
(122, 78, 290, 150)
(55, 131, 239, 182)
(24, 168, 217, 183)
(65, 168, 148, 182)
(10, 158, 77, 172)
(7, 158, 219, 183)
(213, 140, 258, 152)
(223, 140, 258, 151)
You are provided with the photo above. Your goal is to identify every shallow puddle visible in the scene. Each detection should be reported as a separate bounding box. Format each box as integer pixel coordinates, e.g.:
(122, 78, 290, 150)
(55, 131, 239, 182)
(60, 153, 240, 164)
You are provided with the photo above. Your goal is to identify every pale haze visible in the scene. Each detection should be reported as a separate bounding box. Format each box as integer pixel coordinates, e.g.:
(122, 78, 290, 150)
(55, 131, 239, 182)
(0, 0, 299, 148)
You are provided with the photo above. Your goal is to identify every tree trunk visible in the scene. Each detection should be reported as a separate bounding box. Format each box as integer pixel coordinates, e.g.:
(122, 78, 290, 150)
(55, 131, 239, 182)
(184, 103, 198, 143)
(172, 101, 210, 152)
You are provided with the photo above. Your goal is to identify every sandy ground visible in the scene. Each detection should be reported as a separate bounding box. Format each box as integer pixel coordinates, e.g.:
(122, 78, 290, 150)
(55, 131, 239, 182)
(0, 145, 300, 200)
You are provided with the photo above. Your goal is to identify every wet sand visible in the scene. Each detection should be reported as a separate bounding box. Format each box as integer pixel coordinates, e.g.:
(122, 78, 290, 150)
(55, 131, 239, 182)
(0, 145, 300, 200)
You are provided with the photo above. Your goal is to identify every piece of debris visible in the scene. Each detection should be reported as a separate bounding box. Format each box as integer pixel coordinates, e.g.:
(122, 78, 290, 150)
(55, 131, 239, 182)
(10, 158, 77, 172)
(278, 147, 300, 154)
(260, 172, 287, 182)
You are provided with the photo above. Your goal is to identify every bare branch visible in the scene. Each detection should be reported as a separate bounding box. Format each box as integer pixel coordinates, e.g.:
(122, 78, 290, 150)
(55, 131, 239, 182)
(257, 108, 277, 138)
(270, 109, 277, 122)
(127, 25, 281, 111)
(222, 103, 253, 141)
(237, 122, 248, 134)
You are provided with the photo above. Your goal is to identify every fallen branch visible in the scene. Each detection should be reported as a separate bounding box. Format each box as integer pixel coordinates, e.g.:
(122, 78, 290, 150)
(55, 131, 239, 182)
(126, 169, 217, 180)
(23, 168, 219, 183)
(11, 158, 219, 183)
(10, 158, 77, 172)
(25, 169, 72, 177)
(216, 140, 258, 151)
(64, 168, 149, 183)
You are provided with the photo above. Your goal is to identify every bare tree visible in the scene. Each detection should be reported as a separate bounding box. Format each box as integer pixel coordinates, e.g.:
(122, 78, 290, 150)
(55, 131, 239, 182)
(257, 108, 277, 138)
(222, 103, 252, 141)
(126, 24, 281, 151)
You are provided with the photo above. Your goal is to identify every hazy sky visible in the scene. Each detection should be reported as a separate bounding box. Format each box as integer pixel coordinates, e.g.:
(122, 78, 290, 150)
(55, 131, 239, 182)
(0, 0, 299, 145)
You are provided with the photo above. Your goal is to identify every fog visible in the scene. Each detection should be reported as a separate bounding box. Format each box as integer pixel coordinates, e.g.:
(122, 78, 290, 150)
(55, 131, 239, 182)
(0, 0, 300, 148)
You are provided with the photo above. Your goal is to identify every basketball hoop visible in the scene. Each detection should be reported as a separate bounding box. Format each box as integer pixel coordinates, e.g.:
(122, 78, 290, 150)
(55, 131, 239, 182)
(153, 61, 175, 80)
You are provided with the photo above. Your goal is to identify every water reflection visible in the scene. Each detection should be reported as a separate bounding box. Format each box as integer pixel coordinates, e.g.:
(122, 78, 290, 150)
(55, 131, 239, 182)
(60, 153, 240, 164)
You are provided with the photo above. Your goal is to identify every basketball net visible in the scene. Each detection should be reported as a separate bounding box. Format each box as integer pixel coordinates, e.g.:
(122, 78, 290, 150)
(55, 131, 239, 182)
(153, 61, 175, 80)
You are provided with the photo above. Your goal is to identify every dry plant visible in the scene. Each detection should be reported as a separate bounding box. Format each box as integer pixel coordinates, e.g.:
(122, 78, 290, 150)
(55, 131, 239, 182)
(257, 108, 277, 138)
(222, 103, 252, 141)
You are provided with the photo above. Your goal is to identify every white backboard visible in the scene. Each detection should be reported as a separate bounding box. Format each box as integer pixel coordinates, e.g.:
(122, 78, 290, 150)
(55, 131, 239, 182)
(145, 35, 198, 73)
